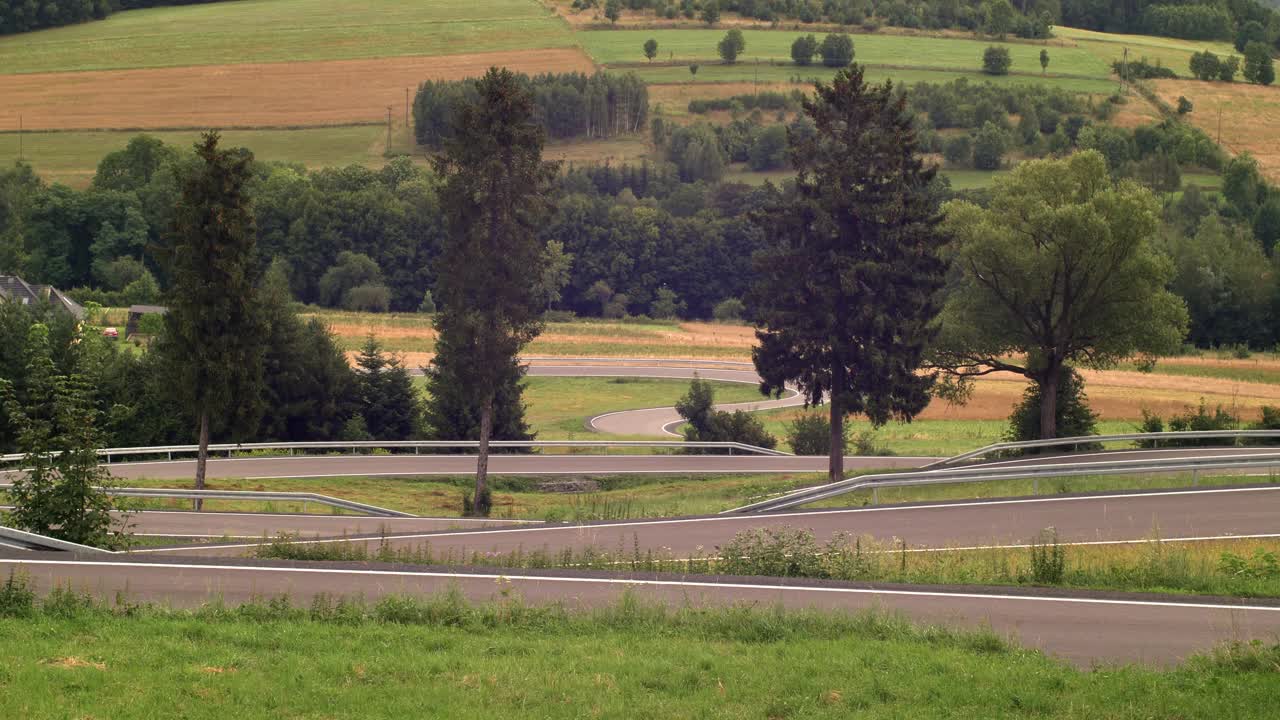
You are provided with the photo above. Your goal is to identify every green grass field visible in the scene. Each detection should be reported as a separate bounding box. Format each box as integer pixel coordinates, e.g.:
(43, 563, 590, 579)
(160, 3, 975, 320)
(585, 29, 1110, 76)
(521, 376, 763, 436)
(0, 126, 387, 186)
(7, 589, 1279, 719)
(1055, 25, 1239, 73)
(626, 61, 1121, 92)
(0, 0, 573, 74)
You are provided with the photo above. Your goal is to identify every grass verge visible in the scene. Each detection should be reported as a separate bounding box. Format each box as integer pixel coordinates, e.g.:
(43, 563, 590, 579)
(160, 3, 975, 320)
(256, 527, 1280, 599)
(1, 577, 1279, 718)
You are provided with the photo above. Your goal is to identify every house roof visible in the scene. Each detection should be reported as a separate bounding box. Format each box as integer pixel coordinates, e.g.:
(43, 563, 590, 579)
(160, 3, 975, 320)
(0, 275, 86, 320)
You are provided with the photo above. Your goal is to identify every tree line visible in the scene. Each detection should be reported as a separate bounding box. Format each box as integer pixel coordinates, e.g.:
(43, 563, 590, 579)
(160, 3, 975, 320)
(0, 0, 220, 36)
(413, 72, 648, 149)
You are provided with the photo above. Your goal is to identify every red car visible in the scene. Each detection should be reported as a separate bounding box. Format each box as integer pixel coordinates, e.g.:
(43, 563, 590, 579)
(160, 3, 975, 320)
(102, 327, 119, 339)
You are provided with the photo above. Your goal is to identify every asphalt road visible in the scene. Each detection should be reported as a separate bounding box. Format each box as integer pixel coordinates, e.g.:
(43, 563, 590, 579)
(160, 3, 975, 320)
(119, 510, 532, 538)
(4, 552, 1277, 666)
(81, 454, 934, 481)
(135, 485, 1280, 557)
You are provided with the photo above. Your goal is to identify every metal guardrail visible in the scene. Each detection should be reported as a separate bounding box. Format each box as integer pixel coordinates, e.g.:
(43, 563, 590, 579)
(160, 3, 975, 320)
(727, 450, 1280, 514)
(0, 440, 790, 466)
(926, 430, 1280, 468)
(0, 525, 110, 553)
(0, 484, 415, 518)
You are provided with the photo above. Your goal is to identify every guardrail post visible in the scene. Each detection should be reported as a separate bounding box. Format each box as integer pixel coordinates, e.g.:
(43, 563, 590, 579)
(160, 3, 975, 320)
(1033, 477, 1039, 495)
(1192, 469, 1199, 486)
(871, 487, 879, 505)
(167, 451, 171, 461)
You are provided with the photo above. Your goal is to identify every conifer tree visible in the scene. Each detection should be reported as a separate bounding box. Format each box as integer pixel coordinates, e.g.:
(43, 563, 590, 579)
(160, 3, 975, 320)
(750, 66, 947, 484)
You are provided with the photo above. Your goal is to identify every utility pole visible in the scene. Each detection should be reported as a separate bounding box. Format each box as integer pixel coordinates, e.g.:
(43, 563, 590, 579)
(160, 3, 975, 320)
(404, 87, 410, 132)
(16, 115, 21, 163)
(385, 105, 392, 155)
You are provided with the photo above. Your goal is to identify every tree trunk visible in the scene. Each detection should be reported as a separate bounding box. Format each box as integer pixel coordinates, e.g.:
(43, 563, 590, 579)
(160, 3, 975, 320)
(828, 366, 845, 485)
(194, 410, 209, 511)
(474, 395, 494, 517)
(1039, 363, 1062, 440)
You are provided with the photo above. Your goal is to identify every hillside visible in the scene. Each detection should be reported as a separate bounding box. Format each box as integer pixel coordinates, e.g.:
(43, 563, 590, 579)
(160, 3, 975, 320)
(0, 0, 1272, 184)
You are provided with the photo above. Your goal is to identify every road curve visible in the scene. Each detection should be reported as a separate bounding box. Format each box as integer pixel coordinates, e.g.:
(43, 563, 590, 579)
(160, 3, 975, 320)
(119, 510, 533, 538)
(523, 362, 803, 436)
(138, 485, 1280, 558)
(5, 552, 1277, 666)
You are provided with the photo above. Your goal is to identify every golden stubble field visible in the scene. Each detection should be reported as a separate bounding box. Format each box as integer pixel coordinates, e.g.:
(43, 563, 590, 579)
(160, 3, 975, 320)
(0, 49, 596, 130)
(1154, 78, 1280, 181)
(320, 314, 1280, 422)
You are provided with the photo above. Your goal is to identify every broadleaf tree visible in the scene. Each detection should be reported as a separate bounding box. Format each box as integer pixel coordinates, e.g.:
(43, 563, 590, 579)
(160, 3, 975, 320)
(932, 151, 1189, 439)
(154, 132, 267, 500)
(750, 65, 948, 484)
(426, 67, 557, 516)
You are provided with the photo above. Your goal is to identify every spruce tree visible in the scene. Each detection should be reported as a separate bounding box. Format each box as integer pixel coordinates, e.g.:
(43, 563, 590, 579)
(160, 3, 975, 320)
(154, 132, 266, 499)
(750, 66, 948, 484)
(354, 336, 422, 440)
(426, 68, 556, 516)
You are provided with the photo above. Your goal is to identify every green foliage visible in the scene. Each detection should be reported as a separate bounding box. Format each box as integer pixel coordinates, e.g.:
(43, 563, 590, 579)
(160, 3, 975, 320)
(818, 33, 854, 68)
(790, 34, 817, 66)
(1177, 96, 1193, 114)
(937, 151, 1189, 439)
(1162, 214, 1272, 348)
(643, 37, 658, 61)
(943, 135, 972, 167)
(700, 1, 720, 25)
(747, 125, 788, 170)
(1029, 530, 1066, 584)
(428, 68, 555, 514)
(1138, 401, 1240, 447)
(982, 46, 1011, 75)
(317, 250, 384, 309)
(1, 324, 123, 548)
(605, 0, 621, 23)
(751, 66, 946, 481)
(717, 29, 745, 64)
(666, 123, 727, 182)
(983, 0, 1015, 38)
(711, 297, 744, 321)
(786, 412, 850, 456)
(353, 337, 422, 440)
(1236, 20, 1268, 54)
(154, 132, 267, 487)
(0, 572, 35, 618)
(971, 122, 1008, 170)
(1005, 368, 1099, 442)
(1189, 50, 1223, 81)
(648, 287, 685, 319)
(1243, 41, 1275, 85)
(675, 377, 776, 449)
(1039, 48, 1049, 74)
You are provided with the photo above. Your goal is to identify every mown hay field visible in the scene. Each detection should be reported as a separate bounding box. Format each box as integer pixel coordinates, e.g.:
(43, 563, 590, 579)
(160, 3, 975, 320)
(0, 0, 574, 74)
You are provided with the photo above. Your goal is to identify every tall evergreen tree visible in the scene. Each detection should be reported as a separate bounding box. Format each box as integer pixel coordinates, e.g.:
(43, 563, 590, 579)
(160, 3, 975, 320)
(750, 65, 948, 484)
(425, 67, 556, 516)
(154, 132, 266, 499)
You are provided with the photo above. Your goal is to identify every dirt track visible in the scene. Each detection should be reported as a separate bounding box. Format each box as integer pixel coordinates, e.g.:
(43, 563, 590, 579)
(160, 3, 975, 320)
(0, 49, 596, 130)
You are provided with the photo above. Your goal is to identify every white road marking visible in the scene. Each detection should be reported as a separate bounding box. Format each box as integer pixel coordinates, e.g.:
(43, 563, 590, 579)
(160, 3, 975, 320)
(5, 558, 1279, 612)
(131, 484, 1280, 554)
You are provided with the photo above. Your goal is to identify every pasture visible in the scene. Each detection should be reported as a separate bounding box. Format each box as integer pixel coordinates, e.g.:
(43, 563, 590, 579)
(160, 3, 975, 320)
(0, 0, 574, 74)
(1154, 78, 1280, 182)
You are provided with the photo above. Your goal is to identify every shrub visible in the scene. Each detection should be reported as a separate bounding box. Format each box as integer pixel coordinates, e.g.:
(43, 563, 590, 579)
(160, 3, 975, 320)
(819, 33, 854, 68)
(1176, 96, 1193, 115)
(1029, 529, 1066, 584)
(1137, 401, 1240, 447)
(417, 289, 436, 314)
(943, 135, 972, 167)
(712, 297, 745, 321)
(971, 122, 1008, 170)
(1112, 57, 1177, 80)
(718, 29, 746, 64)
(1005, 367, 1099, 443)
(791, 34, 818, 66)
(1243, 41, 1275, 86)
(982, 46, 1011, 75)
(786, 412, 850, 455)
(343, 283, 392, 313)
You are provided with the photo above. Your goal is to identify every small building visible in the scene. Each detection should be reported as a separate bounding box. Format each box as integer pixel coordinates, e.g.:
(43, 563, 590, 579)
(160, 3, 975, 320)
(125, 304, 167, 337)
(0, 275, 85, 320)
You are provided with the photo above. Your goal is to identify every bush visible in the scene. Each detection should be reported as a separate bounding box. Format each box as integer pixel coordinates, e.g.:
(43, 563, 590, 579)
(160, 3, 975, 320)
(1029, 530, 1065, 584)
(1177, 96, 1193, 115)
(718, 29, 746, 64)
(676, 377, 777, 450)
(1137, 401, 1240, 447)
(1113, 57, 1177, 80)
(748, 125, 789, 171)
(1243, 41, 1275, 86)
(786, 412, 850, 455)
(943, 135, 972, 167)
(982, 46, 1011, 75)
(343, 283, 391, 313)
(712, 297, 745, 321)
(971, 122, 1008, 170)
(417, 289, 436, 314)
(819, 33, 854, 68)
(1005, 368, 1099, 443)
(791, 34, 818, 66)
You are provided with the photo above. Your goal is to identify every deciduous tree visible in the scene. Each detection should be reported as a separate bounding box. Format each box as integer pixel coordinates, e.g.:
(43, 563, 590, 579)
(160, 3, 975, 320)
(933, 151, 1189, 439)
